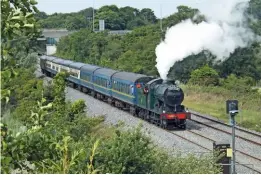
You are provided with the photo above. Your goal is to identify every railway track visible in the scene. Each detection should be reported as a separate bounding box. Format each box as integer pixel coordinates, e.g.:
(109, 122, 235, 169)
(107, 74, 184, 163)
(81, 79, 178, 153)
(187, 113, 261, 173)
(144, 120, 261, 174)
(190, 112, 261, 144)
(36, 67, 261, 174)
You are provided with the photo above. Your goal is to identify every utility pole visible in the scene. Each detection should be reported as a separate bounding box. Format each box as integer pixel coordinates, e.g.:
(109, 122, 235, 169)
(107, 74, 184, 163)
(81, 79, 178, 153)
(226, 100, 239, 174)
(93, 0, 95, 32)
(160, 4, 163, 32)
(230, 113, 236, 174)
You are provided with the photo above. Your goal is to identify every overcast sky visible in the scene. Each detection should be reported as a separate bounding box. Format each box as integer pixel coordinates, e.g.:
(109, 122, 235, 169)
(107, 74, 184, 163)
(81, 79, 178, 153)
(36, 0, 222, 18)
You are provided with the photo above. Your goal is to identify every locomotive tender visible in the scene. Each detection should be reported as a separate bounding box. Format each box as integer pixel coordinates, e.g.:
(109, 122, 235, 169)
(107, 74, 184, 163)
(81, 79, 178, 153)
(40, 55, 191, 129)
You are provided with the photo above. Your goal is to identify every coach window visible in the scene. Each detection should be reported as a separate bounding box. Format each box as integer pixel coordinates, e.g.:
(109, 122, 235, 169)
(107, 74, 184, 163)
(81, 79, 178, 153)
(123, 84, 126, 93)
(126, 84, 129, 94)
(102, 78, 104, 86)
(113, 81, 115, 89)
(102, 79, 106, 87)
(86, 74, 89, 81)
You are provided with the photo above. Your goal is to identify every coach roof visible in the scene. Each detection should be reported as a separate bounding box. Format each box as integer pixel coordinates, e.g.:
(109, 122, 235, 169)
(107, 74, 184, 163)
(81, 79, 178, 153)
(94, 67, 118, 77)
(45, 56, 56, 61)
(69, 62, 86, 69)
(60, 60, 74, 66)
(51, 58, 64, 64)
(112, 71, 149, 83)
(81, 64, 101, 73)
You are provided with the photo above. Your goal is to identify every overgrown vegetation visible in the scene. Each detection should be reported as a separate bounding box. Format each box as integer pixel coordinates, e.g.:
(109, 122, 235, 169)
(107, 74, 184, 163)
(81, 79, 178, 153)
(184, 66, 261, 131)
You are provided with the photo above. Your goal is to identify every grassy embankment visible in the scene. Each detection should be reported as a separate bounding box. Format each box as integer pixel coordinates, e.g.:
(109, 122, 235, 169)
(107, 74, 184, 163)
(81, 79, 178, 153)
(182, 85, 261, 132)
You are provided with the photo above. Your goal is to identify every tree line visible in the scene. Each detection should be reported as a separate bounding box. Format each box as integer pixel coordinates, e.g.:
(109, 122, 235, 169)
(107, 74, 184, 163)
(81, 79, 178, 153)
(36, 5, 157, 30)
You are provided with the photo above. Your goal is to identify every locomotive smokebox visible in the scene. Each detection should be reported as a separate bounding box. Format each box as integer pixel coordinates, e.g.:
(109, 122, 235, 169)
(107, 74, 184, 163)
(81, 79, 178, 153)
(154, 81, 184, 106)
(164, 86, 184, 106)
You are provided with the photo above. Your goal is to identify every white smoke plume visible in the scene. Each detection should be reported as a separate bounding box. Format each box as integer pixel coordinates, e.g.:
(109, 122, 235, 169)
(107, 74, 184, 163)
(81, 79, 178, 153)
(155, 0, 260, 80)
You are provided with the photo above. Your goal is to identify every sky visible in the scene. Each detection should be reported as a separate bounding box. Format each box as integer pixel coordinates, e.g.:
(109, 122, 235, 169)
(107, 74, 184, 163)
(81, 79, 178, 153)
(36, 0, 223, 18)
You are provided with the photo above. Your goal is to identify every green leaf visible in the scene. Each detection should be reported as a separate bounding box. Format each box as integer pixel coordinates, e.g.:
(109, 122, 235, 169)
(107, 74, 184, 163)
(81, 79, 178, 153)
(23, 24, 34, 28)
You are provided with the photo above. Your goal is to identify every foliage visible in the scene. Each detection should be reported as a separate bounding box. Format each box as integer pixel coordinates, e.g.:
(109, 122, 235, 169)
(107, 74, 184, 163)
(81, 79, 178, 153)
(189, 65, 219, 86)
(38, 5, 157, 30)
(93, 125, 221, 174)
(182, 84, 261, 131)
(220, 74, 255, 92)
(1, 0, 39, 42)
(1, 0, 41, 104)
(95, 126, 156, 173)
(56, 25, 161, 75)
(1, 68, 43, 123)
(68, 99, 86, 120)
(52, 72, 68, 116)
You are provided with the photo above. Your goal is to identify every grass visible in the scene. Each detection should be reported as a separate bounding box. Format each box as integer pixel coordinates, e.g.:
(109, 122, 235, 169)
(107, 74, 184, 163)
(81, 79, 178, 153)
(182, 85, 261, 132)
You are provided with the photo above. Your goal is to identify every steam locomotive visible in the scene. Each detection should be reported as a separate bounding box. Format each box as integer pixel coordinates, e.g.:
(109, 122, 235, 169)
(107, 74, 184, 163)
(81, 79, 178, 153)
(40, 55, 190, 129)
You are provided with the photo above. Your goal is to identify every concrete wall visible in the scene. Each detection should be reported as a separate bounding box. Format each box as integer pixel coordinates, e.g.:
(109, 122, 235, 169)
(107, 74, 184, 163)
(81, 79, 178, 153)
(46, 45, 57, 55)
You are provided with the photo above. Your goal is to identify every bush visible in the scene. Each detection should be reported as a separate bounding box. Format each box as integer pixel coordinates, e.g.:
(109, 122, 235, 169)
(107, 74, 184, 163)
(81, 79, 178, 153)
(220, 74, 255, 93)
(95, 126, 156, 174)
(189, 65, 219, 86)
(94, 125, 221, 174)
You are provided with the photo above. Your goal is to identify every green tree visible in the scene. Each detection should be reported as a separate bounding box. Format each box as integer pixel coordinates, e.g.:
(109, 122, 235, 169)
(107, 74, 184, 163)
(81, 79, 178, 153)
(189, 65, 219, 86)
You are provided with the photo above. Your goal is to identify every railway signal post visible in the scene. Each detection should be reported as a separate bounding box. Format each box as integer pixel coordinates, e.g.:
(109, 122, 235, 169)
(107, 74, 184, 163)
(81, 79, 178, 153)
(226, 100, 239, 174)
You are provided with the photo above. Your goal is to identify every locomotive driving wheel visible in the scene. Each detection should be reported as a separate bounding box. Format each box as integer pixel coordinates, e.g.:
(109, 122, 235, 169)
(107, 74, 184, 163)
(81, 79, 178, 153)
(160, 117, 167, 129)
(179, 120, 186, 130)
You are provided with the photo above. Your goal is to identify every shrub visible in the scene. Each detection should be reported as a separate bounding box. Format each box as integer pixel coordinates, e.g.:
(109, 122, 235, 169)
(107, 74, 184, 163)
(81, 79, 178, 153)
(189, 65, 219, 86)
(220, 74, 255, 93)
(95, 126, 157, 174)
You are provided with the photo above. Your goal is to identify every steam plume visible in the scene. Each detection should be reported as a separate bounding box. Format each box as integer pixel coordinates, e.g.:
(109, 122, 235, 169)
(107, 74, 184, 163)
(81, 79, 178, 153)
(155, 0, 259, 80)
